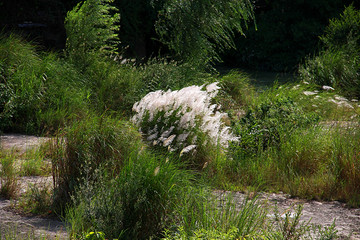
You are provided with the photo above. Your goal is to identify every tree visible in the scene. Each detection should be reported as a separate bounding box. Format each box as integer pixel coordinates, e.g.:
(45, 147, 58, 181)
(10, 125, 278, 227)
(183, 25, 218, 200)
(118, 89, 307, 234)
(155, 0, 255, 68)
(64, 0, 120, 65)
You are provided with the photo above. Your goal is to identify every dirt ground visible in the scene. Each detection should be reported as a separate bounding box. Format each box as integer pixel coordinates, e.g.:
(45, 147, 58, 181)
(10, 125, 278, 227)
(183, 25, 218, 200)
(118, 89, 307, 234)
(0, 134, 359, 239)
(215, 190, 360, 239)
(0, 134, 67, 239)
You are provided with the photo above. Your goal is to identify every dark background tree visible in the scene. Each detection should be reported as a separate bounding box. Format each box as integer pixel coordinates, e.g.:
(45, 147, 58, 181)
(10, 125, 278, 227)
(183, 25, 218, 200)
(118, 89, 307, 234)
(1, 0, 358, 71)
(222, 0, 359, 71)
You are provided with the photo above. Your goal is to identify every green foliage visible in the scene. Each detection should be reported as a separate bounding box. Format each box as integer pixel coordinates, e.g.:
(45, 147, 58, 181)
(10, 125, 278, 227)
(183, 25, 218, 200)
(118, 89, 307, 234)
(0, 34, 90, 134)
(50, 115, 143, 208)
(163, 226, 262, 240)
(299, 5, 360, 98)
(66, 152, 193, 240)
(216, 71, 255, 122)
(299, 45, 360, 98)
(320, 4, 360, 48)
(65, 0, 120, 66)
(224, 0, 351, 71)
(79, 58, 142, 115)
(155, 0, 255, 68)
(79, 57, 212, 116)
(20, 154, 45, 177)
(232, 97, 319, 156)
(0, 153, 18, 199)
(164, 189, 271, 239)
(0, 34, 45, 132)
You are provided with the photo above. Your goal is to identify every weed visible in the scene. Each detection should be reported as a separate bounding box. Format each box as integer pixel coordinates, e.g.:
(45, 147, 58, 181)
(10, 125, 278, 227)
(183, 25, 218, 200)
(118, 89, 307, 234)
(50, 115, 143, 210)
(0, 154, 18, 199)
(166, 189, 269, 239)
(66, 151, 193, 240)
(18, 182, 52, 215)
(19, 149, 50, 176)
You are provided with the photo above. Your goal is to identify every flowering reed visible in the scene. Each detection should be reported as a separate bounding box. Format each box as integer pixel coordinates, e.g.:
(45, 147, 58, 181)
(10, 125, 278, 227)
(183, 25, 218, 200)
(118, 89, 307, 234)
(132, 83, 238, 155)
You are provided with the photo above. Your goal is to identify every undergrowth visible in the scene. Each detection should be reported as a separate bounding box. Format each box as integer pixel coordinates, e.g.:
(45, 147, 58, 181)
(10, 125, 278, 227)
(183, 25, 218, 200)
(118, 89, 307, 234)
(2, 1, 360, 238)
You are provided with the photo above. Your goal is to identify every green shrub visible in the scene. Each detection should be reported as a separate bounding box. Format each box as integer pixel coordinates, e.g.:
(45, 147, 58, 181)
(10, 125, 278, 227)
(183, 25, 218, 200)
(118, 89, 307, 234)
(79, 58, 143, 115)
(320, 4, 360, 48)
(50, 115, 142, 208)
(232, 97, 319, 156)
(65, 0, 120, 67)
(0, 34, 45, 133)
(66, 151, 193, 240)
(299, 46, 360, 98)
(218, 71, 255, 109)
(299, 5, 360, 99)
(36, 53, 90, 132)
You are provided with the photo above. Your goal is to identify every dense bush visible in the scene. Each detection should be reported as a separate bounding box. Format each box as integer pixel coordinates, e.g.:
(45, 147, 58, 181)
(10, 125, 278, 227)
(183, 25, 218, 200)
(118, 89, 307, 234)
(64, 0, 120, 67)
(299, 5, 360, 98)
(299, 45, 360, 98)
(67, 151, 193, 240)
(231, 96, 319, 156)
(320, 4, 360, 48)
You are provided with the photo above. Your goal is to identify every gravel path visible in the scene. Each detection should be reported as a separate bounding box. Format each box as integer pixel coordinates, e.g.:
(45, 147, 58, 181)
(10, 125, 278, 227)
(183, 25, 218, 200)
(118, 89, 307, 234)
(0, 134, 67, 239)
(0, 197, 67, 239)
(215, 190, 360, 239)
(1, 134, 360, 239)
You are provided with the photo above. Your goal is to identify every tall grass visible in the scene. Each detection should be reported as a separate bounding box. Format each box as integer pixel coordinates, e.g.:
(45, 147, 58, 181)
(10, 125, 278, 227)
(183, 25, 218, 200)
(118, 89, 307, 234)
(299, 45, 360, 98)
(0, 34, 90, 134)
(0, 153, 18, 199)
(165, 189, 269, 239)
(66, 151, 194, 240)
(49, 115, 143, 209)
(225, 123, 360, 207)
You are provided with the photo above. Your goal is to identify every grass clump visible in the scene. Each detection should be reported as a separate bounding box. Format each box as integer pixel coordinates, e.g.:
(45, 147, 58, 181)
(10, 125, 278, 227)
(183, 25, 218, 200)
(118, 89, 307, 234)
(0, 153, 18, 199)
(19, 148, 51, 177)
(66, 151, 193, 240)
(50, 115, 142, 208)
(18, 183, 52, 215)
(164, 189, 269, 239)
(0, 34, 90, 134)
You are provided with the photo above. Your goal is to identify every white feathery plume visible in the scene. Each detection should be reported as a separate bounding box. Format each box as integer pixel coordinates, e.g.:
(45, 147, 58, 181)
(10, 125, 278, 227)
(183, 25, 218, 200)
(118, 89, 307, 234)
(132, 82, 239, 152)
